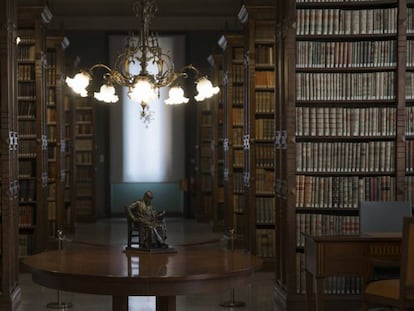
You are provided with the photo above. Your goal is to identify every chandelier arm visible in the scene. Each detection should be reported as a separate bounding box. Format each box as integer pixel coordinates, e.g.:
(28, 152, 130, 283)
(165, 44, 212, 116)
(89, 63, 113, 73)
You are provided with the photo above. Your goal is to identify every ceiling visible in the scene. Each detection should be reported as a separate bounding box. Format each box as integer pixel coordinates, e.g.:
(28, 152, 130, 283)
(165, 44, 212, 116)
(43, 0, 259, 31)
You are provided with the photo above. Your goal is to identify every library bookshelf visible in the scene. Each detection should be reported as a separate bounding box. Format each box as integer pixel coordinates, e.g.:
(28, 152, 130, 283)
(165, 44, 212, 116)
(218, 33, 247, 248)
(73, 96, 96, 222)
(0, 0, 21, 309)
(207, 53, 225, 231)
(273, 0, 414, 310)
(238, 4, 276, 266)
(17, 4, 52, 259)
(196, 74, 215, 222)
(45, 35, 70, 246)
(63, 88, 75, 232)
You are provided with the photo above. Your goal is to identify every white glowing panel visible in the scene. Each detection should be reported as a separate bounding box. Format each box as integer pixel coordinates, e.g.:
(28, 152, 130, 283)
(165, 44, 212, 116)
(109, 35, 185, 183)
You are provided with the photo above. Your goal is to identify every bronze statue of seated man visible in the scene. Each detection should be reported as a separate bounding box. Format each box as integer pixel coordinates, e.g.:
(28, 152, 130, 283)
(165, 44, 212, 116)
(126, 190, 168, 249)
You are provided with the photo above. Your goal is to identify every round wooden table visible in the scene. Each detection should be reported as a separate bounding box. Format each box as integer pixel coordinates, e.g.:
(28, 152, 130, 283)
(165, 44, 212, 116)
(23, 246, 262, 311)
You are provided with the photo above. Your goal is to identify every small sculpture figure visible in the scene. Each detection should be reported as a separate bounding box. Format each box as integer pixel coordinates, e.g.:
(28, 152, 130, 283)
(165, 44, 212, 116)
(127, 190, 168, 249)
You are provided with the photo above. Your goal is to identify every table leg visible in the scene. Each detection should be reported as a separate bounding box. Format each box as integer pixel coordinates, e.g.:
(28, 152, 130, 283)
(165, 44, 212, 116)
(315, 277, 325, 311)
(156, 296, 176, 311)
(112, 295, 128, 311)
(305, 270, 314, 311)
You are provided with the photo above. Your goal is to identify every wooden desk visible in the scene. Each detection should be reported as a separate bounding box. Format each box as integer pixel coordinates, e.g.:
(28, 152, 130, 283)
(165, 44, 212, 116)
(304, 234, 401, 311)
(23, 246, 262, 311)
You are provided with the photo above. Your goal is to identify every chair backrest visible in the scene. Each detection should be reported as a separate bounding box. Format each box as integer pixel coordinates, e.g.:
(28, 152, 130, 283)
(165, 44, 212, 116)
(401, 217, 414, 291)
(360, 201, 412, 234)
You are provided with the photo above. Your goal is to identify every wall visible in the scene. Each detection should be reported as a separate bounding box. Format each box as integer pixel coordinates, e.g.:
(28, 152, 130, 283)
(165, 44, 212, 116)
(110, 183, 184, 216)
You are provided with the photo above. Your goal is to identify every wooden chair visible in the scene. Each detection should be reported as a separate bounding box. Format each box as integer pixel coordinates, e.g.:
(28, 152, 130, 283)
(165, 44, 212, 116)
(125, 204, 154, 250)
(362, 216, 414, 311)
(126, 206, 141, 249)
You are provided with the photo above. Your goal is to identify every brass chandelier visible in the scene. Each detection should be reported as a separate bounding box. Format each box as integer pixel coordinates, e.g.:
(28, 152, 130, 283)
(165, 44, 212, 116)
(66, 0, 219, 122)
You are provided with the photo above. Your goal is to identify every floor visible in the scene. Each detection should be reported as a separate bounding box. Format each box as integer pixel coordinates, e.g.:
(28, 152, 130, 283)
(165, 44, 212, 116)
(18, 217, 274, 311)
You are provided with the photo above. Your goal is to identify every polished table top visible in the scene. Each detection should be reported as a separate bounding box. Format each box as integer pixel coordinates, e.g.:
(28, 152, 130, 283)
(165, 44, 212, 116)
(23, 246, 263, 297)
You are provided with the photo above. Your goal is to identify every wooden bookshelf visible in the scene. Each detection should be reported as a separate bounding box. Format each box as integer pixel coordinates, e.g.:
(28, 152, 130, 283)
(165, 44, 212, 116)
(0, 0, 22, 309)
(238, 4, 276, 265)
(73, 97, 96, 222)
(273, 0, 411, 310)
(207, 53, 225, 231)
(63, 89, 75, 232)
(17, 4, 52, 258)
(196, 77, 215, 222)
(45, 35, 70, 245)
(218, 33, 246, 248)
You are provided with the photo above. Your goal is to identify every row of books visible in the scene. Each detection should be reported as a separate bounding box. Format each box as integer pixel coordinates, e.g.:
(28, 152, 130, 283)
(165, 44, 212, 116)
(75, 151, 93, 164)
(76, 110, 93, 122)
(199, 175, 213, 192)
(19, 180, 36, 202)
(19, 160, 35, 177)
(75, 124, 93, 135)
(200, 143, 212, 157)
(46, 67, 58, 87)
(48, 163, 57, 179)
(233, 47, 244, 60)
(409, 9, 414, 34)
(76, 167, 94, 181)
(405, 141, 414, 172)
(46, 88, 56, 106)
(296, 107, 396, 137)
(406, 72, 414, 100)
(18, 118, 36, 138)
(232, 194, 245, 214)
(17, 29, 36, 44)
(231, 63, 244, 84)
(233, 149, 243, 167)
(255, 91, 274, 113)
(255, 71, 275, 88)
(296, 214, 360, 247)
(18, 140, 37, 157)
(18, 234, 34, 258)
(47, 202, 56, 221)
(75, 183, 93, 197)
(17, 64, 35, 80)
(296, 253, 361, 295)
(256, 168, 274, 194)
(255, 119, 274, 140)
(199, 156, 212, 173)
(48, 126, 57, 141)
(232, 107, 244, 126)
(232, 172, 245, 193)
(406, 40, 414, 67)
(200, 113, 213, 126)
(296, 40, 396, 68)
(405, 177, 414, 207)
(296, 141, 395, 173)
(18, 83, 37, 100)
(255, 144, 274, 168)
(255, 44, 274, 65)
(48, 183, 56, 198)
(232, 128, 244, 147)
(256, 229, 274, 258)
(255, 197, 275, 224)
(47, 107, 56, 123)
(296, 175, 396, 209)
(18, 101, 35, 118)
(296, 8, 397, 36)
(232, 85, 244, 104)
(296, 72, 395, 101)
(17, 45, 35, 61)
(19, 205, 34, 227)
